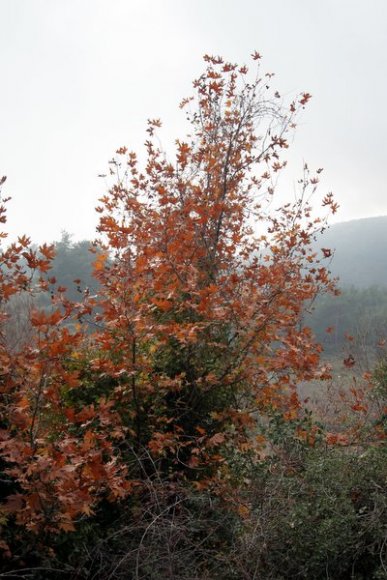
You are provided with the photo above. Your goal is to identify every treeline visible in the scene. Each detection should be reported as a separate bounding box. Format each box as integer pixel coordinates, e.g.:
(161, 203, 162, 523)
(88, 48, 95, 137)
(40, 232, 99, 303)
(307, 286, 387, 355)
(42, 235, 387, 354)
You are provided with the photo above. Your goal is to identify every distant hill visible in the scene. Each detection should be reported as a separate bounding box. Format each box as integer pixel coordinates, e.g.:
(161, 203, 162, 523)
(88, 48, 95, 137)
(33, 221, 387, 350)
(45, 217, 387, 294)
(308, 216, 387, 349)
(316, 216, 387, 288)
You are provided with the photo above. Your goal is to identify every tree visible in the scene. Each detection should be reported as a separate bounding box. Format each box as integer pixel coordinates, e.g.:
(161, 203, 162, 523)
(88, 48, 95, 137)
(48, 232, 100, 303)
(90, 54, 337, 489)
(0, 54, 338, 541)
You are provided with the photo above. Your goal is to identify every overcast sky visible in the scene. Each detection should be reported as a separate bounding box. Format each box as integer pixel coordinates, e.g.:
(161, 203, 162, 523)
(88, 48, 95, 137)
(1, 0, 386, 243)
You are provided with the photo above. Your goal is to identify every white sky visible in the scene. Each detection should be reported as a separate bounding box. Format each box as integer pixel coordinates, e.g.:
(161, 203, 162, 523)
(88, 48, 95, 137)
(1, 0, 386, 243)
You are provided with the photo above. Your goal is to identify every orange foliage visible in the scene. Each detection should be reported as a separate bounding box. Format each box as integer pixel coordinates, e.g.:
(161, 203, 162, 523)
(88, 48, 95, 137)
(0, 55, 347, 533)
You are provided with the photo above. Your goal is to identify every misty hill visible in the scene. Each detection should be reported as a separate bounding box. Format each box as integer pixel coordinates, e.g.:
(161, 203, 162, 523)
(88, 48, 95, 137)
(34, 220, 387, 350)
(47, 216, 387, 294)
(317, 215, 387, 288)
(307, 216, 387, 349)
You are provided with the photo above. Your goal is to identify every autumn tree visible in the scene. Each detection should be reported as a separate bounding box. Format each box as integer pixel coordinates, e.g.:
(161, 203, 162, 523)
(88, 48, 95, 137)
(0, 53, 339, 546)
(0, 183, 127, 538)
(89, 54, 337, 486)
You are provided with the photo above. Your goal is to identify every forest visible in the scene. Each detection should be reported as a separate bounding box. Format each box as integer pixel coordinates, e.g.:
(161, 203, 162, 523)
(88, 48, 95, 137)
(0, 55, 386, 579)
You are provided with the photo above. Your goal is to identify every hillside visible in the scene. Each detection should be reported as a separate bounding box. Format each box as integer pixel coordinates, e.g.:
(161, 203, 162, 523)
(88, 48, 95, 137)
(28, 220, 387, 351)
(305, 216, 387, 349)
(317, 215, 387, 288)
(45, 216, 387, 294)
